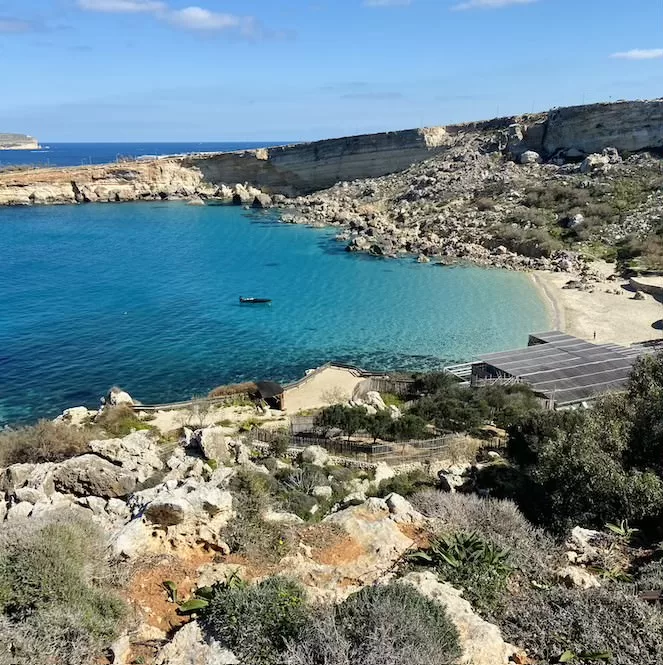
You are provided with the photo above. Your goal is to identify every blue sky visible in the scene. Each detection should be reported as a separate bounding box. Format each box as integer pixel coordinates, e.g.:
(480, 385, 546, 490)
(0, 0, 661, 141)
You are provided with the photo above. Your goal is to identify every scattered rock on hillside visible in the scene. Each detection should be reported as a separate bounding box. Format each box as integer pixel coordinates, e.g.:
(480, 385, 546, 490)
(154, 621, 238, 665)
(300, 445, 330, 467)
(89, 431, 163, 483)
(53, 454, 137, 498)
(104, 387, 135, 407)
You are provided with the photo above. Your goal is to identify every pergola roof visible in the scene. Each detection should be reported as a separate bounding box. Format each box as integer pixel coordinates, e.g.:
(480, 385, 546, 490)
(478, 331, 648, 406)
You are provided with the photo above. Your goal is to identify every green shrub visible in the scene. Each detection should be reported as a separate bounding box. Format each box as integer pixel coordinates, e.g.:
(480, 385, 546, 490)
(96, 404, 153, 437)
(410, 491, 561, 579)
(268, 431, 291, 458)
(225, 469, 293, 561)
(499, 586, 663, 665)
(410, 532, 512, 614)
(201, 577, 308, 665)
(0, 420, 92, 467)
(373, 469, 437, 498)
(286, 583, 461, 665)
(0, 513, 126, 665)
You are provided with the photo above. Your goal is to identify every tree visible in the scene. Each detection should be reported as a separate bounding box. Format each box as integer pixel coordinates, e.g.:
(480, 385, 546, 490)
(365, 410, 393, 444)
(390, 414, 428, 442)
(315, 405, 367, 442)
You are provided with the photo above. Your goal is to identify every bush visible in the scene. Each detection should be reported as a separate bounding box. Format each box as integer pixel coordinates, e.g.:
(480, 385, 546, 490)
(201, 577, 308, 665)
(0, 513, 126, 665)
(410, 532, 512, 614)
(224, 469, 293, 561)
(96, 404, 153, 437)
(373, 469, 437, 498)
(499, 586, 663, 665)
(0, 420, 91, 467)
(268, 431, 291, 458)
(286, 583, 461, 665)
(410, 491, 561, 579)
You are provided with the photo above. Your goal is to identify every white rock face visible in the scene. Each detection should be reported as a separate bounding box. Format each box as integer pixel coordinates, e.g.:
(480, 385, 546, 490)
(263, 509, 305, 524)
(365, 391, 387, 410)
(384, 492, 425, 524)
(519, 150, 542, 164)
(55, 406, 96, 427)
(6, 501, 33, 521)
(105, 387, 134, 407)
(556, 565, 601, 589)
(89, 431, 163, 483)
(154, 621, 238, 665)
(402, 572, 518, 665)
(312, 485, 333, 499)
(197, 426, 229, 462)
(300, 445, 330, 467)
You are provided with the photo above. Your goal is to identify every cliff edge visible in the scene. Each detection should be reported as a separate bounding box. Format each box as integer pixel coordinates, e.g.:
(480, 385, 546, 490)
(0, 133, 40, 150)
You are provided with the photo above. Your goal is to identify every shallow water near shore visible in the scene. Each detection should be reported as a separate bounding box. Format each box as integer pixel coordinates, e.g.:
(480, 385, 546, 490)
(0, 203, 550, 425)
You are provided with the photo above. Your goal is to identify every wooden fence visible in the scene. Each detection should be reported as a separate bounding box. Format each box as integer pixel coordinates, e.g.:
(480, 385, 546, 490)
(360, 376, 416, 396)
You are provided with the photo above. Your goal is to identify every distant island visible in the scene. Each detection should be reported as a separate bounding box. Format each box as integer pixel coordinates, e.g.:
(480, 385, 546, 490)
(0, 133, 40, 150)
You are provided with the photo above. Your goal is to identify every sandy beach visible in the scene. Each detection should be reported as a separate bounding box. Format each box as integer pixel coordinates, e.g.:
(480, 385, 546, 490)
(532, 261, 663, 346)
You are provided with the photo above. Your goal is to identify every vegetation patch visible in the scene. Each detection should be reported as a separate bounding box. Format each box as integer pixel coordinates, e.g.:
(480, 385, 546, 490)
(0, 513, 126, 665)
(96, 404, 154, 437)
(0, 420, 92, 466)
(286, 583, 461, 665)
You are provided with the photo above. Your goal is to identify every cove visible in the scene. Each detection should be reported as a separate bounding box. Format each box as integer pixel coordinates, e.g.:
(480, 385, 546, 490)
(0, 202, 550, 425)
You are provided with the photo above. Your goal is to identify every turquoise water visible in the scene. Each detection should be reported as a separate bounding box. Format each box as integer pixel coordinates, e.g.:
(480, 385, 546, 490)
(0, 203, 550, 425)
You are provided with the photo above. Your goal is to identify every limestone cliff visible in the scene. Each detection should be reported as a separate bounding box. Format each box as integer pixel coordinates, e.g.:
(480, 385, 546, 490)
(1, 98, 662, 205)
(0, 133, 40, 150)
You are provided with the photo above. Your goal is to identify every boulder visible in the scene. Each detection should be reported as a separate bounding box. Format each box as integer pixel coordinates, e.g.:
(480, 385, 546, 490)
(252, 193, 272, 209)
(104, 387, 134, 407)
(365, 391, 387, 411)
(300, 445, 330, 467)
(55, 406, 96, 427)
(155, 621, 239, 665)
(232, 184, 252, 205)
(556, 565, 601, 590)
(384, 492, 425, 524)
(6, 501, 33, 521)
(89, 431, 163, 483)
(197, 426, 229, 462)
(0, 463, 37, 493)
(519, 150, 542, 165)
(14, 486, 48, 505)
(312, 485, 333, 499)
(53, 454, 137, 498)
(263, 509, 305, 524)
(0, 496, 6, 522)
(402, 572, 518, 665)
(567, 526, 602, 563)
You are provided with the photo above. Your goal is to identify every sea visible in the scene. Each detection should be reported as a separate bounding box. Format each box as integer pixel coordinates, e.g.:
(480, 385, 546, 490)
(0, 142, 283, 169)
(0, 144, 551, 426)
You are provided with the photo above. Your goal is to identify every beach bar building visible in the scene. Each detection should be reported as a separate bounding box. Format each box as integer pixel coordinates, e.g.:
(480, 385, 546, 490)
(470, 330, 647, 409)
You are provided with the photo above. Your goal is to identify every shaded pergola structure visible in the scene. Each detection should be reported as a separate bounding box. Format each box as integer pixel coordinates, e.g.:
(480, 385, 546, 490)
(471, 331, 648, 408)
(253, 381, 285, 409)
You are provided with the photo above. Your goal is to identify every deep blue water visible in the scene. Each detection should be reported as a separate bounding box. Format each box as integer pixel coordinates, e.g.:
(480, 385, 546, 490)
(0, 142, 285, 168)
(0, 202, 550, 425)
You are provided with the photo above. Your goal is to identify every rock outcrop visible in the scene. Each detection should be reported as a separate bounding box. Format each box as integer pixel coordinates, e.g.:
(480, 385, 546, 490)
(3, 98, 662, 206)
(0, 133, 39, 150)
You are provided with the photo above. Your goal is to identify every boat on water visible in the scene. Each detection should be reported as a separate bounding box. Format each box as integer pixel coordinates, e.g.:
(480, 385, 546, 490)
(239, 297, 272, 304)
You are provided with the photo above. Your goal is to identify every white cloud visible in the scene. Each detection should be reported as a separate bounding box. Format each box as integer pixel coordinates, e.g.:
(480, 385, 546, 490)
(452, 0, 537, 9)
(363, 0, 412, 5)
(77, 0, 166, 12)
(611, 48, 663, 61)
(166, 6, 249, 31)
(77, 0, 257, 35)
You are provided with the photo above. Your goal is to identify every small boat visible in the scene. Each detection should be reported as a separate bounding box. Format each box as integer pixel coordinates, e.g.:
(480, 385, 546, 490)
(239, 297, 272, 304)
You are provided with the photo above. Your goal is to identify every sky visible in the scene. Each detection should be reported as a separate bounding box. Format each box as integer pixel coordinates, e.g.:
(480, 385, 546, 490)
(0, 0, 661, 141)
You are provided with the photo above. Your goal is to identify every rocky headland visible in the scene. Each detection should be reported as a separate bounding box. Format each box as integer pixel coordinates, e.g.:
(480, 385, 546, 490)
(1, 99, 662, 276)
(0, 133, 40, 150)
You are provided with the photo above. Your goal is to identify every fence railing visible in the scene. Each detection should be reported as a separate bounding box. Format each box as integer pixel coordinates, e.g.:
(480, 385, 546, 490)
(360, 376, 416, 396)
(132, 392, 251, 413)
(250, 428, 455, 463)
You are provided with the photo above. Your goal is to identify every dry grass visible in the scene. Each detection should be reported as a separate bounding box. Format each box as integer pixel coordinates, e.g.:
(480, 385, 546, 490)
(0, 420, 92, 467)
(208, 382, 257, 399)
